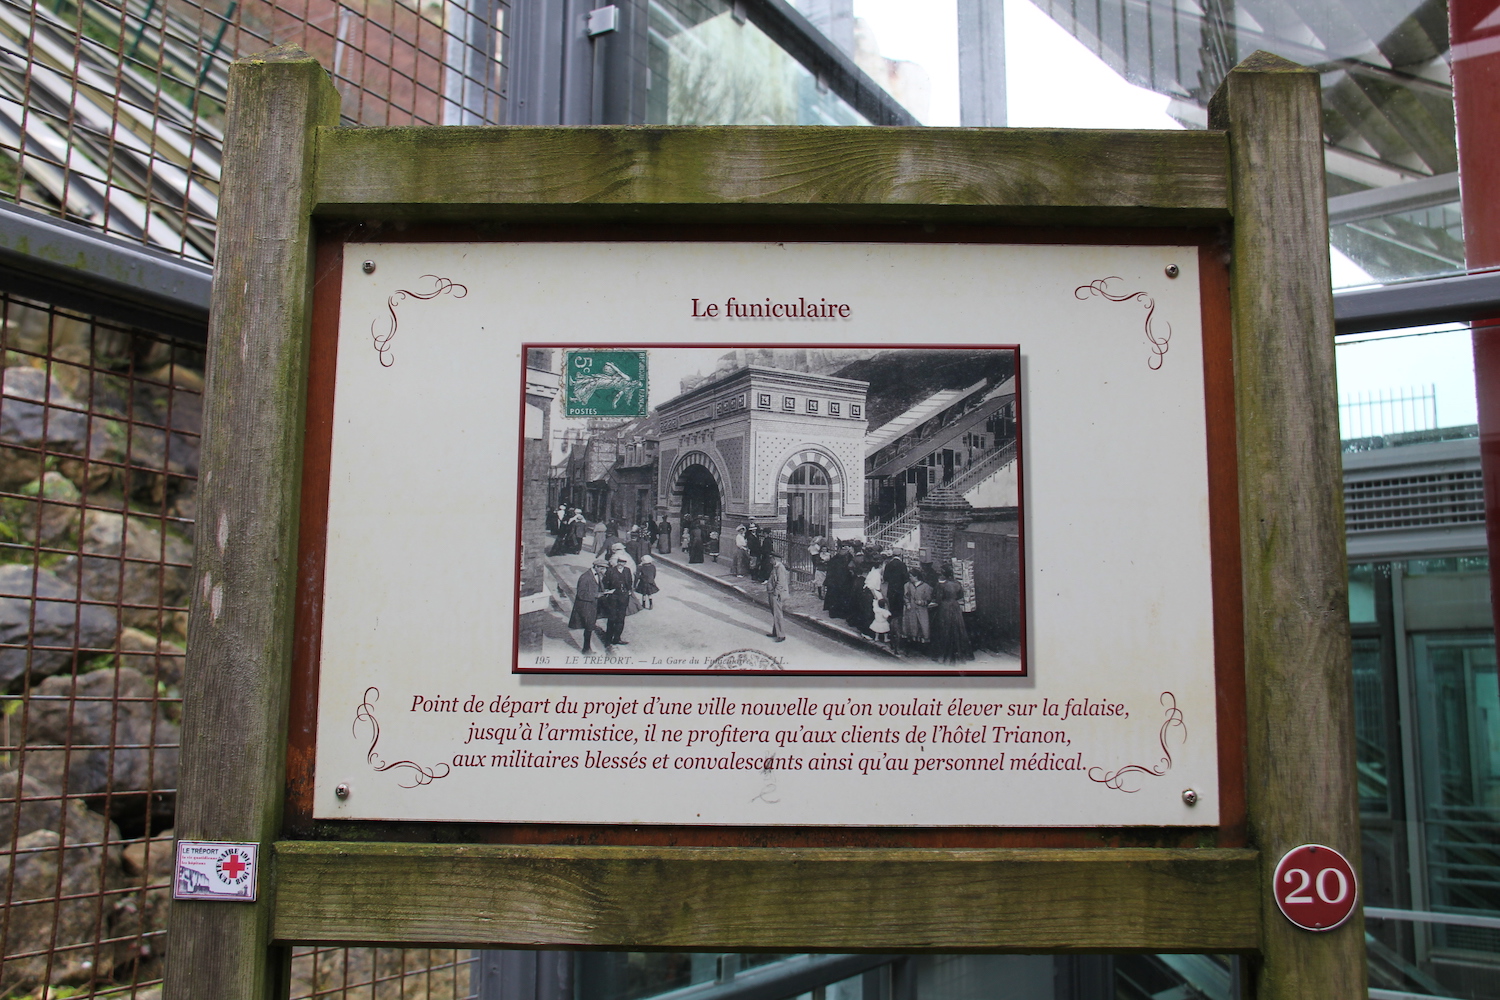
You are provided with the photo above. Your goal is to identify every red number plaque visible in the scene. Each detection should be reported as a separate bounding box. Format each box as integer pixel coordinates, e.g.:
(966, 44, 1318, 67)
(1273, 844, 1358, 931)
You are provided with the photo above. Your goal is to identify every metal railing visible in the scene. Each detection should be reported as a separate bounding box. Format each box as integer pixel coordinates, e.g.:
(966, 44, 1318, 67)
(864, 439, 1018, 544)
(1341, 385, 1439, 441)
(864, 505, 919, 547)
(1365, 906, 1500, 1000)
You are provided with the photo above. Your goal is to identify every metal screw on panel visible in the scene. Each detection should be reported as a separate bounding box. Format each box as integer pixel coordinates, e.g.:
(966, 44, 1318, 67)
(1165, 264, 1180, 278)
(335, 783, 351, 799)
(362, 260, 376, 274)
(1182, 788, 1198, 805)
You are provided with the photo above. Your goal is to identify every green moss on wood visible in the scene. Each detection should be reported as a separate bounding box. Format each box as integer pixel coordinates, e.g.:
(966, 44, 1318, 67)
(312, 126, 1231, 224)
(272, 842, 1262, 952)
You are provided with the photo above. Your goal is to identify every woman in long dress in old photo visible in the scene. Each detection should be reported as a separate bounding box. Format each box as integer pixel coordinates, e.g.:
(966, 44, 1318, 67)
(635, 555, 659, 609)
(687, 518, 706, 563)
(823, 543, 854, 619)
(548, 523, 569, 556)
(657, 514, 672, 554)
(903, 575, 932, 649)
(849, 558, 880, 634)
(732, 525, 750, 577)
(552, 508, 581, 555)
(930, 563, 973, 664)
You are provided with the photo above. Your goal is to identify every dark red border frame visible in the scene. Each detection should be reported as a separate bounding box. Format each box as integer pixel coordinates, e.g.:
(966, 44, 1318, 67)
(514, 341, 1026, 677)
(286, 222, 1244, 851)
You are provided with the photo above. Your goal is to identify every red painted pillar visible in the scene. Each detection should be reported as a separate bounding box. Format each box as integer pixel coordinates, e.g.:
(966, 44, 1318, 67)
(1453, 0, 1500, 623)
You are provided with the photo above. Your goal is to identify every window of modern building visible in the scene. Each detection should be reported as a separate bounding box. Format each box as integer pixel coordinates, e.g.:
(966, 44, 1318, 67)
(646, 0, 868, 124)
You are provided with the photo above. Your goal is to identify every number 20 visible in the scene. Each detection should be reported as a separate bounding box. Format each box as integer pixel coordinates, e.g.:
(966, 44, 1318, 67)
(1283, 867, 1349, 905)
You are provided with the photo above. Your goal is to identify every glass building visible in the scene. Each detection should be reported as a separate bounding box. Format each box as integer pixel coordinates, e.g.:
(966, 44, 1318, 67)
(0, 0, 1493, 996)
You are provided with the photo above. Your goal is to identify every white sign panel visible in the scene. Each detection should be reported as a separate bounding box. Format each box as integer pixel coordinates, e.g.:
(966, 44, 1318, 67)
(311, 240, 1223, 828)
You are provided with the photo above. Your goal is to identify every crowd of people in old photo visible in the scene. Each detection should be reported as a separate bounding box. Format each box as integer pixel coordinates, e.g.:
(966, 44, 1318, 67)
(807, 534, 972, 664)
(546, 505, 974, 663)
(547, 506, 709, 561)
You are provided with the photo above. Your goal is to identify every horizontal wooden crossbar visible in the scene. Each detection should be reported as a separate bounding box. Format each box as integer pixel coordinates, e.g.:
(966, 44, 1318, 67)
(311, 127, 1231, 225)
(271, 842, 1262, 952)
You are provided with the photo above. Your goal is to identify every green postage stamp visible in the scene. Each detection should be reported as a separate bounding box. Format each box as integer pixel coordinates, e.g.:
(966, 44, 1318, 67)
(564, 349, 649, 417)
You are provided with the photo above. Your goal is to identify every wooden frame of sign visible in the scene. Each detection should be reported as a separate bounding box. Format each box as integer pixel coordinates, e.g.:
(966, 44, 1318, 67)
(161, 45, 1363, 1000)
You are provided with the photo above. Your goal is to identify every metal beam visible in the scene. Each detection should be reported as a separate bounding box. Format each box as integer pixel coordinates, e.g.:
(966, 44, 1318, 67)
(1327, 171, 1460, 226)
(958, 0, 1006, 126)
(1334, 269, 1500, 335)
(1365, 906, 1500, 931)
(0, 199, 211, 341)
(643, 955, 899, 1000)
(475, 951, 573, 1000)
(741, 0, 920, 126)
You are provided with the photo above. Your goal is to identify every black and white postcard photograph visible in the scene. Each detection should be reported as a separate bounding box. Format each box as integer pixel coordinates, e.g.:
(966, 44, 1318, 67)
(516, 345, 1025, 675)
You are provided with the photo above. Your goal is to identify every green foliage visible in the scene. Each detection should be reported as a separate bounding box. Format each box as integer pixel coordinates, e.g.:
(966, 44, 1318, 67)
(18, 472, 80, 503)
(0, 471, 94, 568)
(0, 497, 31, 556)
(102, 419, 128, 449)
(0, 151, 20, 200)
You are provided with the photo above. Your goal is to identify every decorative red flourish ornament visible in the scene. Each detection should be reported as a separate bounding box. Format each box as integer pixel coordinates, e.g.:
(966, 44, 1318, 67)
(354, 686, 451, 787)
(1086, 692, 1184, 792)
(1074, 277, 1172, 369)
(370, 275, 468, 367)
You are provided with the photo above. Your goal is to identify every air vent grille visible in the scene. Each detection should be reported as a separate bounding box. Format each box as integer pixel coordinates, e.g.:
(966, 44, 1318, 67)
(1344, 469, 1485, 532)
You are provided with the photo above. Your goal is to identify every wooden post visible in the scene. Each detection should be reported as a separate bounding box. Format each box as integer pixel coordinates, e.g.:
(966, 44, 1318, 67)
(162, 46, 340, 1000)
(1211, 53, 1367, 999)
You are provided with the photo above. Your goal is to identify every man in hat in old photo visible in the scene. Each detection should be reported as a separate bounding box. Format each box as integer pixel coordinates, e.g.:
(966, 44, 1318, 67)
(602, 554, 633, 647)
(569, 556, 608, 654)
(732, 523, 750, 577)
(765, 549, 790, 643)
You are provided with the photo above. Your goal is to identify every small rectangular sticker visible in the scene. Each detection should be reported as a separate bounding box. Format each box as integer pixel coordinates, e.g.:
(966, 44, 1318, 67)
(173, 840, 259, 901)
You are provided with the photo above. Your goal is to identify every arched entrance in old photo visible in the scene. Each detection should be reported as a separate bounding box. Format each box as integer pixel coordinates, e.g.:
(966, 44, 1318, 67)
(677, 463, 721, 521)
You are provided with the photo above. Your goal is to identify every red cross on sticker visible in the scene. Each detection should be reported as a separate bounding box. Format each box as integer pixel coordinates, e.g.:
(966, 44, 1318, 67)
(217, 850, 250, 883)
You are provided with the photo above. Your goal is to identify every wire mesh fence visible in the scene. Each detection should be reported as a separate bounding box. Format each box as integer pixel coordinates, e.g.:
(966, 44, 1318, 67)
(0, 0, 508, 259)
(289, 947, 477, 1000)
(0, 292, 194, 997)
(0, 292, 483, 998)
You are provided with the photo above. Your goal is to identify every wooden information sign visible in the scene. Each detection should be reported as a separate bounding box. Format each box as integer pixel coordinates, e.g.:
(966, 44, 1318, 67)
(162, 45, 1366, 1000)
